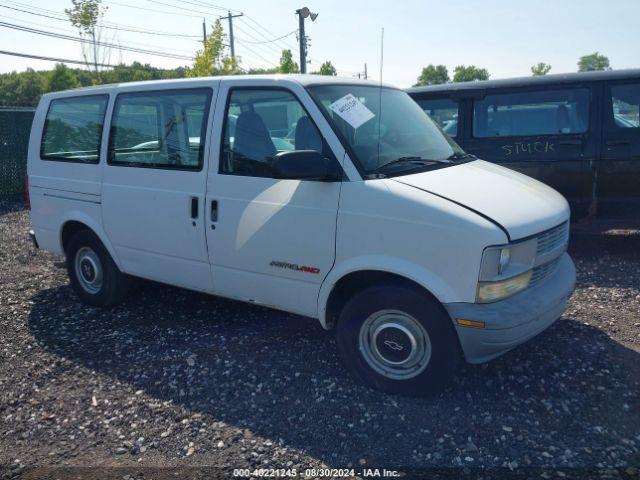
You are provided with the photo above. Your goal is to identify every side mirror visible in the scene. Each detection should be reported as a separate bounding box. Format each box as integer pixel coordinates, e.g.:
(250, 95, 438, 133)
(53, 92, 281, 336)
(271, 150, 342, 182)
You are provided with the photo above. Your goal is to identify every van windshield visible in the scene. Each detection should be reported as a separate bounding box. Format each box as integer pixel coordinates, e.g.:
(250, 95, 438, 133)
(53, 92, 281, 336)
(307, 85, 469, 178)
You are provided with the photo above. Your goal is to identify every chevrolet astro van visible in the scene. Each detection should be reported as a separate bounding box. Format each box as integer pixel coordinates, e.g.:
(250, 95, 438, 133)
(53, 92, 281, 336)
(27, 75, 576, 396)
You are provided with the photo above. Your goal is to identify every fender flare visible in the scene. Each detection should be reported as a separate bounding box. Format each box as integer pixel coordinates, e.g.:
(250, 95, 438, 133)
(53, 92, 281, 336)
(317, 255, 459, 329)
(58, 210, 122, 269)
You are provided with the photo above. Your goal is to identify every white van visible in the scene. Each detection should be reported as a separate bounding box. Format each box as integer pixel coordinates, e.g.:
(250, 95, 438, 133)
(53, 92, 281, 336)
(27, 75, 575, 396)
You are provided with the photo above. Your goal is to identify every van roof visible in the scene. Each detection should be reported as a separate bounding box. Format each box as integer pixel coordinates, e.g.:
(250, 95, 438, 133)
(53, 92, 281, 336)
(406, 68, 640, 94)
(42, 74, 395, 98)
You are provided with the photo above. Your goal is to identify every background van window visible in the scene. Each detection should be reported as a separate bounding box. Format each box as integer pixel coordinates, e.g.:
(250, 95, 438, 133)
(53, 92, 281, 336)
(416, 98, 459, 136)
(611, 84, 640, 128)
(473, 89, 590, 138)
(40, 95, 108, 163)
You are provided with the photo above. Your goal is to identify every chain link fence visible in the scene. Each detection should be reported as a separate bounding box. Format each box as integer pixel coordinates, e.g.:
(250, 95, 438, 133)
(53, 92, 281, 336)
(0, 108, 35, 195)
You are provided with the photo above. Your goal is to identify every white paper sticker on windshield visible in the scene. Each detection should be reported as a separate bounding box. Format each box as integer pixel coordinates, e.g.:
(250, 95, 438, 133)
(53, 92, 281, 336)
(329, 93, 375, 129)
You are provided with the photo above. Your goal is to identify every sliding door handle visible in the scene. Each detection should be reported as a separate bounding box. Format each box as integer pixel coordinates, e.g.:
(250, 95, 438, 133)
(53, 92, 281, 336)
(211, 200, 218, 223)
(190, 197, 198, 219)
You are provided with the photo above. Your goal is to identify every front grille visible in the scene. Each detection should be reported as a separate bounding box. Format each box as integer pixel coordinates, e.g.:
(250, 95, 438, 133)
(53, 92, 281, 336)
(530, 257, 561, 287)
(536, 221, 569, 257)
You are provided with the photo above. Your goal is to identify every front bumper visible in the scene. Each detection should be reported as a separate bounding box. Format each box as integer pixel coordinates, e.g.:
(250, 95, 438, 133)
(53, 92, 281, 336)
(444, 253, 576, 364)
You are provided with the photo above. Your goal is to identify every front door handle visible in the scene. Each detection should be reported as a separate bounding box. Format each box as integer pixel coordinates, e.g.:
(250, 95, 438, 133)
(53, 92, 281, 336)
(558, 139, 582, 146)
(211, 200, 218, 223)
(605, 139, 630, 146)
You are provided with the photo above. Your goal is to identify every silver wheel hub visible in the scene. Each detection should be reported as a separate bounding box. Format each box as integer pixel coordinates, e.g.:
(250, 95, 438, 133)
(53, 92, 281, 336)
(359, 310, 431, 380)
(74, 246, 103, 294)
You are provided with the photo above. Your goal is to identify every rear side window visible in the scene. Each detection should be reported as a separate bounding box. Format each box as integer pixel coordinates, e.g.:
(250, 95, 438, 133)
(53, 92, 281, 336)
(473, 88, 590, 138)
(41, 95, 108, 163)
(415, 98, 459, 136)
(108, 88, 212, 170)
(611, 84, 640, 128)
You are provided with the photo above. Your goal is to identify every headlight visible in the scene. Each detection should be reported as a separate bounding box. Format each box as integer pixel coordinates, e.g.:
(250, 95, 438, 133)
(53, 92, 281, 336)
(477, 239, 537, 303)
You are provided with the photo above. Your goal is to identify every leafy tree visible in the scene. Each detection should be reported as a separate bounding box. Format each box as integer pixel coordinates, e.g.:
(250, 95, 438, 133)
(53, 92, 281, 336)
(317, 61, 337, 76)
(452, 65, 489, 82)
(14, 69, 45, 107)
(247, 67, 279, 75)
(578, 52, 611, 72)
(65, 0, 107, 80)
(278, 49, 299, 74)
(47, 64, 80, 92)
(188, 19, 239, 77)
(414, 64, 449, 86)
(531, 62, 552, 76)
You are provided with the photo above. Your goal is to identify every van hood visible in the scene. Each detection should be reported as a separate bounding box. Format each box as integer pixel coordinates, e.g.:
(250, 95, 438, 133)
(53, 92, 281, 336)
(390, 160, 570, 241)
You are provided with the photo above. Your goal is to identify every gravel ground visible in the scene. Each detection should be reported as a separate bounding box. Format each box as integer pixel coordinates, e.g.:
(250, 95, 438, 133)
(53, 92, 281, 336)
(1, 196, 639, 479)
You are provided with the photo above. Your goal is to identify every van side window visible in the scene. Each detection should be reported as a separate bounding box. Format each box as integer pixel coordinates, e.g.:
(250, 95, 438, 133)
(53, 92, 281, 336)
(611, 84, 640, 128)
(220, 88, 324, 178)
(473, 89, 590, 138)
(40, 95, 108, 163)
(108, 88, 212, 170)
(415, 98, 458, 136)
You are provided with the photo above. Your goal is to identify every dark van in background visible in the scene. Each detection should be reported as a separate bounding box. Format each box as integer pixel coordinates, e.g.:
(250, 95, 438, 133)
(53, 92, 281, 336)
(407, 69, 640, 229)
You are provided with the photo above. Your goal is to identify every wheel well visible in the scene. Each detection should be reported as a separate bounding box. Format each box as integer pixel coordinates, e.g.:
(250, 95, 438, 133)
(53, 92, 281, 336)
(61, 221, 92, 255)
(324, 270, 435, 330)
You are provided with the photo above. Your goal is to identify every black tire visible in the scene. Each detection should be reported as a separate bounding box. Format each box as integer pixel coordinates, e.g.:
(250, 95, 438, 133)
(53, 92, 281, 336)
(336, 284, 460, 396)
(66, 230, 129, 307)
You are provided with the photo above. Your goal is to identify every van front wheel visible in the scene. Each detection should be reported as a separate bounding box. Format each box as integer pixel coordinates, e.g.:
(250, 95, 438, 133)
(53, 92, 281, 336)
(336, 285, 459, 396)
(66, 230, 129, 307)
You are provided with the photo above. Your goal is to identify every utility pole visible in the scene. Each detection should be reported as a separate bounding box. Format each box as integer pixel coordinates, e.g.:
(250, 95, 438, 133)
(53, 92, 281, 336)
(295, 7, 318, 74)
(298, 13, 306, 73)
(364, 63, 368, 80)
(202, 19, 207, 45)
(220, 11, 243, 61)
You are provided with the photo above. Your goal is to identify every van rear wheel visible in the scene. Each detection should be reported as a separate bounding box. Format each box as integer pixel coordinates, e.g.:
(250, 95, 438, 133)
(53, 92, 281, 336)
(336, 285, 459, 396)
(66, 230, 129, 307)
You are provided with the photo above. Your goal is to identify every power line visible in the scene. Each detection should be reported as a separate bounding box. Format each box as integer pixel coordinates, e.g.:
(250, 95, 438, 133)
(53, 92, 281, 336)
(235, 29, 297, 45)
(233, 23, 283, 56)
(149, 0, 232, 14)
(179, 0, 242, 15)
(0, 49, 120, 67)
(0, 12, 196, 56)
(242, 14, 298, 51)
(235, 41, 279, 68)
(102, 0, 204, 19)
(0, 21, 194, 60)
(0, 2, 201, 39)
(146, 0, 212, 16)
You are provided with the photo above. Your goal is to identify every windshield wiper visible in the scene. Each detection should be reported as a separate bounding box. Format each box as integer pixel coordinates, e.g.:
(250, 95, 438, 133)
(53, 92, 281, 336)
(445, 152, 476, 161)
(371, 156, 450, 174)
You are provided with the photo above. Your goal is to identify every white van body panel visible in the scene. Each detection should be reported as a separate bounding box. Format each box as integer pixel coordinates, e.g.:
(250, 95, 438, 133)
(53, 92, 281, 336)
(100, 80, 219, 292)
(203, 78, 347, 317)
(393, 160, 570, 240)
(317, 178, 507, 327)
(28, 90, 111, 258)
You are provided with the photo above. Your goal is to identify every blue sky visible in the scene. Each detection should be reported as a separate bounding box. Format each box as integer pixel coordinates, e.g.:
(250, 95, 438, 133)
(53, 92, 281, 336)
(0, 0, 638, 87)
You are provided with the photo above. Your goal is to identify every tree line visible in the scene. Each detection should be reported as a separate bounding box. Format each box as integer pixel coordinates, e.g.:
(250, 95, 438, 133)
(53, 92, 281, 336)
(414, 52, 612, 86)
(0, 50, 338, 108)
